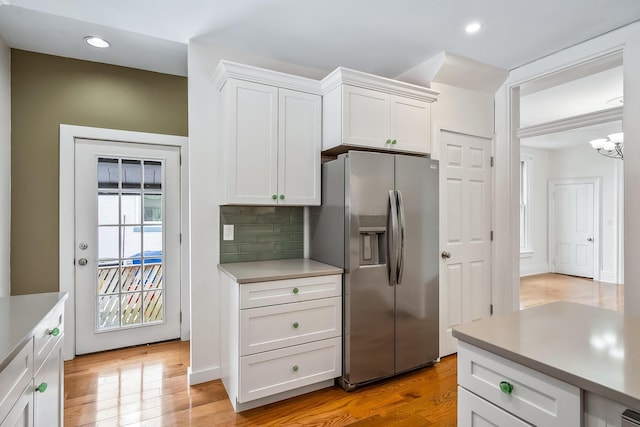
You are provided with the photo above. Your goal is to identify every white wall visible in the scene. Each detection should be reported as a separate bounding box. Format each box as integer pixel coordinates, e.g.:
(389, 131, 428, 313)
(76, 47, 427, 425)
(430, 82, 495, 139)
(548, 144, 621, 283)
(519, 146, 550, 277)
(187, 39, 327, 384)
(0, 37, 10, 297)
(495, 22, 640, 313)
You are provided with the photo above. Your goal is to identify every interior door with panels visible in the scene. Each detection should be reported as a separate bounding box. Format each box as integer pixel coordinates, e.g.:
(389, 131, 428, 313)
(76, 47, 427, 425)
(439, 130, 492, 357)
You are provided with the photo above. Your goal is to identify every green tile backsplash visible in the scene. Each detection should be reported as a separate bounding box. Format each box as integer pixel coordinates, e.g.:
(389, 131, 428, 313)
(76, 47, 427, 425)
(220, 206, 304, 263)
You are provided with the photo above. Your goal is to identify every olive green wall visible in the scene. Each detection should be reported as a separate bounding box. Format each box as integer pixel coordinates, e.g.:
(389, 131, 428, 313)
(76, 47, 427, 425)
(10, 50, 188, 295)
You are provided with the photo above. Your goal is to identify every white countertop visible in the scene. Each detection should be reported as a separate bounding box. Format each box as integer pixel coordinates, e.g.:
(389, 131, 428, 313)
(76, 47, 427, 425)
(453, 302, 640, 409)
(218, 258, 342, 283)
(0, 292, 68, 371)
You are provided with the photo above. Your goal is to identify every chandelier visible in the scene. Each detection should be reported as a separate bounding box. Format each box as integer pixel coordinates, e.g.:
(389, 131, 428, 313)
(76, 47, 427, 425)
(589, 132, 623, 159)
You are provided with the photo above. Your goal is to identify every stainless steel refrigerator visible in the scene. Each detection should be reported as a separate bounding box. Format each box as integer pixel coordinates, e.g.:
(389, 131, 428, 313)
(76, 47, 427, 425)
(310, 150, 439, 390)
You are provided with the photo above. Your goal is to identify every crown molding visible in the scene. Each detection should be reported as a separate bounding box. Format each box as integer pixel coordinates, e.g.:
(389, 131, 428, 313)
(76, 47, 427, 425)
(212, 60, 322, 94)
(321, 67, 439, 102)
(517, 106, 623, 139)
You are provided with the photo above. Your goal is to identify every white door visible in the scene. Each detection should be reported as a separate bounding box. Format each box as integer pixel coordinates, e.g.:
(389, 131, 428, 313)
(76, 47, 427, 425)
(439, 131, 492, 357)
(552, 182, 595, 278)
(75, 139, 181, 354)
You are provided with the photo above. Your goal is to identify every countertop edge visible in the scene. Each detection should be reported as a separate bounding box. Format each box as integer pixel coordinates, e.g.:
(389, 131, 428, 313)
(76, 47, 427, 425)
(217, 259, 343, 284)
(230, 270, 342, 284)
(0, 292, 68, 372)
(453, 329, 640, 410)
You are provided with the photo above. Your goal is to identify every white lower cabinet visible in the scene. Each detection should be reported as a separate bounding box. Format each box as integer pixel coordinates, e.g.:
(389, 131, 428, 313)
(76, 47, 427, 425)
(220, 273, 342, 412)
(457, 341, 580, 426)
(458, 387, 530, 427)
(1, 297, 65, 427)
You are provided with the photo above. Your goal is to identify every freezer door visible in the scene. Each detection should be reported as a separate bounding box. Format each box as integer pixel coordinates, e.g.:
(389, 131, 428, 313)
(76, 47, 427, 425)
(343, 151, 396, 385)
(394, 155, 439, 373)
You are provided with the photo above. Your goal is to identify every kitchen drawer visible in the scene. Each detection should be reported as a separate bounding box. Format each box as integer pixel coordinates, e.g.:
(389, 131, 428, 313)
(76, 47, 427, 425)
(238, 337, 341, 403)
(458, 341, 580, 427)
(239, 274, 341, 309)
(0, 340, 33, 425)
(240, 297, 341, 356)
(458, 386, 531, 427)
(33, 304, 64, 373)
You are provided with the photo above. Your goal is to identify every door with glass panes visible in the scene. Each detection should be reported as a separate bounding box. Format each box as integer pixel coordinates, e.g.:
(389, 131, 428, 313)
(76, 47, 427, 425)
(75, 139, 181, 354)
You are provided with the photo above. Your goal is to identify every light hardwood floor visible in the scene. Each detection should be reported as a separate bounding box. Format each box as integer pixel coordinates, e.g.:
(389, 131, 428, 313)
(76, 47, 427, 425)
(65, 273, 622, 426)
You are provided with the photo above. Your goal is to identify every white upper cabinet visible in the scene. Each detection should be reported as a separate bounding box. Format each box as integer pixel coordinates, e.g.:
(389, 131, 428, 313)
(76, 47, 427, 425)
(213, 61, 321, 206)
(322, 68, 438, 155)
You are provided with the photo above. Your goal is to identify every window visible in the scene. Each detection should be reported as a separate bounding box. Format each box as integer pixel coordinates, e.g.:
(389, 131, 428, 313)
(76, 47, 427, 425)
(520, 155, 532, 254)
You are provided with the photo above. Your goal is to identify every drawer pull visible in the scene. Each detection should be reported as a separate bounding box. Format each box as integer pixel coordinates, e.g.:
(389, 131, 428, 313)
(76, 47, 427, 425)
(36, 382, 48, 393)
(292, 365, 299, 372)
(292, 287, 299, 294)
(293, 322, 299, 329)
(499, 381, 513, 395)
(49, 327, 60, 337)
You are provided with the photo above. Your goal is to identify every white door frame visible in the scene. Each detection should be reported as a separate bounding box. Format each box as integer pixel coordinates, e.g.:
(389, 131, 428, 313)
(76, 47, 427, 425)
(59, 124, 190, 360)
(548, 177, 600, 280)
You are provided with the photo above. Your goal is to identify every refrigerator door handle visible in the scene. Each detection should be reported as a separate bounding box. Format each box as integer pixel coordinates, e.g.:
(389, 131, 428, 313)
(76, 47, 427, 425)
(396, 190, 406, 285)
(388, 190, 399, 286)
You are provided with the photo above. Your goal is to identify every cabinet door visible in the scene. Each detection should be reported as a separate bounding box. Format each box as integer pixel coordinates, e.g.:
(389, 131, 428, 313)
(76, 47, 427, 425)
(225, 79, 279, 204)
(0, 384, 33, 427)
(389, 95, 431, 154)
(458, 387, 530, 427)
(342, 85, 390, 150)
(33, 341, 63, 427)
(277, 89, 321, 205)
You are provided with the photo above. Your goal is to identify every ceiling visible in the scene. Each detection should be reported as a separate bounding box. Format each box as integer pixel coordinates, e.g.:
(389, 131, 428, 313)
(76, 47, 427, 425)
(1, 0, 640, 78)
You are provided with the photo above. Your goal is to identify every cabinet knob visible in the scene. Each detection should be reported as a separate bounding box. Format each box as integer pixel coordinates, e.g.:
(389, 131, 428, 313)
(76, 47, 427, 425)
(386, 139, 391, 144)
(36, 382, 48, 393)
(292, 365, 299, 372)
(293, 322, 299, 329)
(279, 194, 285, 200)
(272, 194, 277, 200)
(499, 381, 513, 395)
(391, 139, 397, 145)
(49, 327, 60, 337)
(292, 287, 299, 294)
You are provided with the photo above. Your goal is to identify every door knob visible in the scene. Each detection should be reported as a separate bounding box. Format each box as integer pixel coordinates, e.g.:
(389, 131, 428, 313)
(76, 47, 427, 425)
(78, 258, 88, 266)
(587, 237, 594, 242)
(441, 251, 451, 259)
(79, 242, 88, 250)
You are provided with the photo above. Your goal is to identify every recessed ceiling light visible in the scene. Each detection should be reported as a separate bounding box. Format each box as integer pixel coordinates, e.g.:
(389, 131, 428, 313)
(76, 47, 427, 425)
(84, 36, 110, 49)
(465, 22, 482, 34)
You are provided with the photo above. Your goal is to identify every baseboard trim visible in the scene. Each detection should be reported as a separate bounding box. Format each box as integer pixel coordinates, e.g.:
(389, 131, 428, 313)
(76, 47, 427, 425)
(599, 270, 620, 284)
(188, 366, 221, 386)
(520, 264, 550, 277)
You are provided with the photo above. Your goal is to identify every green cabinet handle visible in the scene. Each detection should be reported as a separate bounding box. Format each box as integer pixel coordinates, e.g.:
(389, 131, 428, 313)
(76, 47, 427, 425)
(293, 322, 299, 329)
(499, 381, 513, 394)
(386, 139, 391, 144)
(391, 139, 397, 145)
(279, 194, 285, 200)
(272, 194, 277, 200)
(36, 382, 48, 393)
(292, 365, 299, 372)
(49, 327, 60, 337)
(292, 287, 299, 294)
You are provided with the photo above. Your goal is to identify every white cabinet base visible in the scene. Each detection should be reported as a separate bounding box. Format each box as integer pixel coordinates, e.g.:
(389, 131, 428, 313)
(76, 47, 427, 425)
(232, 379, 334, 413)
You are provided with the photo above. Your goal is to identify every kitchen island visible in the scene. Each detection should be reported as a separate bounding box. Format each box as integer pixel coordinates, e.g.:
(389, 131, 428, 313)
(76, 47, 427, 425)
(0, 292, 67, 427)
(453, 301, 640, 426)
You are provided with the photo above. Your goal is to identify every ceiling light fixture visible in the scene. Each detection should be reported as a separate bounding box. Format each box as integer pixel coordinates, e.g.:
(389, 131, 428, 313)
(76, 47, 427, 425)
(465, 22, 482, 34)
(589, 132, 623, 159)
(84, 36, 110, 48)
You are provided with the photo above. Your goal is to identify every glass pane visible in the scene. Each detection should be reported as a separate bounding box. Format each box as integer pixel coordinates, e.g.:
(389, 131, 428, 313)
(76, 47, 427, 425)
(144, 161, 162, 190)
(121, 292, 142, 326)
(121, 193, 141, 225)
(121, 264, 141, 293)
(143, 290, 163, 323)
(143, 263, 163, 290)
(98, 226, 120, 260)
(98, 192, 119, 225)
(122, 159, 142, 189)
(143, 194, 162, 223)
(98, 158, 119, 189)
(143, 226, 162, 253)
(121, 226, 142, 259)
(98, 295, 120, 330)
(97, 263, 119, 295)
